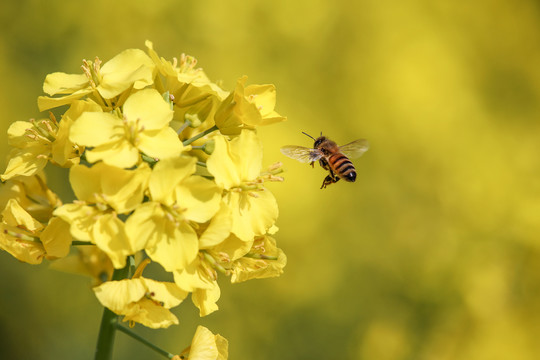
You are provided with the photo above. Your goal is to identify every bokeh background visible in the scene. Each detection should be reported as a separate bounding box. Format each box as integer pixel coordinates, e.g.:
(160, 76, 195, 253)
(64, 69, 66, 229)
(1, 0, 540, 359)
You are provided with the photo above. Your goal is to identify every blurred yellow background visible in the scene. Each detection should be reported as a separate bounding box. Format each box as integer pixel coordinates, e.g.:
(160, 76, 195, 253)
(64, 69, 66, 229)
(2, 0, 540, 359)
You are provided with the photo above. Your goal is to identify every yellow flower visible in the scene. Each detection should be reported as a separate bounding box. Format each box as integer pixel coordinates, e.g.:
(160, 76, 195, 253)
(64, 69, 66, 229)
(69, 88, 183, 168)
(146, 40, 228, 101)
(50, 246, 114, 286)
(38, 48, 155, 111)
(0, 199, 71, 264)
(178, 326, 228, 360)
(0, 172, 61, 223)
(0, 107, 84, 181)
(173, 252, 222, 317)
(51, 99, 101, 166)
(145, 41, 227, 147)
(54, 163, 151, 268)
(230, 235, 287, 283)
(214, 76, 286, 135)
(192, 282, 221, 317)
(1, 120, 50, 181)
(125, 156, 221, 272)
(1, 42, 288, 337)
(93, 277, 188, 329)
(207, 130, 279, 242)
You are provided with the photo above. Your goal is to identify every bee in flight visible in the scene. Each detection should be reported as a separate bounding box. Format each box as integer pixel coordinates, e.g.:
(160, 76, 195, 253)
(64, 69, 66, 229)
(280, 132, 369, 189)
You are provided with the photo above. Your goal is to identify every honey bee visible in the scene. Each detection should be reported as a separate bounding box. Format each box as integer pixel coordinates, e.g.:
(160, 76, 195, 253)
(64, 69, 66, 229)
(280, 132, 369, 189)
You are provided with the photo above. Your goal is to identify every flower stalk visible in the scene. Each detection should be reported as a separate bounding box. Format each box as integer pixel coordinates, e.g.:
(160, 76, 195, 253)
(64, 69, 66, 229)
(94, 257, 133, 360)
(115, 324, 175, 359)
(182, 125, 218, 146)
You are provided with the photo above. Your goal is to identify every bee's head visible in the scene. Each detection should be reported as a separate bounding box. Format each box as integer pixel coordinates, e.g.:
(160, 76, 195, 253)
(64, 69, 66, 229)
(302, 131, 326, 147)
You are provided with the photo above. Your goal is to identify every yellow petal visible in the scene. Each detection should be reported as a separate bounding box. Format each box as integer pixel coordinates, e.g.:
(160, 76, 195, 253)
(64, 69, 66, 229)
(54, 203, 99, 241)
(141, 278, 188, 308)
(123, 298, 179, 329)
(93, 278, 146, 312)
(230, 130, 262, 181)
(51, 117, 80, 167)
(173, 257, 215, 292)
(51, 100, 101, 166)
(230, 236, 286, 283)
(138, 127, 183, 160)
(215, 334, 229, 360)
(210, 233, 253, 262)
(123, 88, 173, 130)
(103, 163, 151, 213)
(42, 72, 89, 95)
(6, 121, 34, 147)
(1, 146, 50, 181)
(68, 164, 103, 202)
(148, 156, 196, 204)
(40, 217, 72, 259)
(245, 84, 276, 113)
(2, 199, 43, 232)
(49, 246, 113, 285)
(94, 277, 186, 328)
(97, 49, 155, 99)
(37, 88, 94, 112)
(206, 135, 241, 189)
(206, 131, 262, 189)
(188, 326, 220, 359)
(192, 282, 220, 317)
(198, 202, 232, 249)
(92, 213, 131, 268)
(174, 176, 221, 223)
(125, 202, 163, 252)
(69, 163, 150, 213)
(0, 228, 45, 264)
(69, 112, 123, 147)
(85, 140, 140, 168)
(145, 221, 199, 272)
(225, 190, 278, 242)
(1, 173, 60, 222)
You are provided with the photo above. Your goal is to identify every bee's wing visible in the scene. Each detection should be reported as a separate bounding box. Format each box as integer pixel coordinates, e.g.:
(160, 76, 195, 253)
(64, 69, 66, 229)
(280, 145, 323, 163)
(339, 139, 369, 159)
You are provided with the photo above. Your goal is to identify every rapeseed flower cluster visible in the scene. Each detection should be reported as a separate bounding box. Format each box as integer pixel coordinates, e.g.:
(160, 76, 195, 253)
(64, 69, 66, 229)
(1, 41, 286, 357)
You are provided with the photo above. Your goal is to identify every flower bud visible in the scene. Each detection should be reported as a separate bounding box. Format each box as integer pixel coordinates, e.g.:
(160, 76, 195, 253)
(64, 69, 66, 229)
(202, 139, 215, 155)
(184, 113, 202, 128)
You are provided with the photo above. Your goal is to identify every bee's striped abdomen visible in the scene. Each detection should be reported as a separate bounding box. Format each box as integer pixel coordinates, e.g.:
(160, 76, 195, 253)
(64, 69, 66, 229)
(328, 153, 357, 182)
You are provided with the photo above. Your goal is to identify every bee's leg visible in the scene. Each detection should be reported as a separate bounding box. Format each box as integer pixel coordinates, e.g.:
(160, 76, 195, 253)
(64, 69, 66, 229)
(320, 175, 332, 189)
(309, 161, 315, 168)
(320, 172, 340, 189)
(319, 158, 330, 171)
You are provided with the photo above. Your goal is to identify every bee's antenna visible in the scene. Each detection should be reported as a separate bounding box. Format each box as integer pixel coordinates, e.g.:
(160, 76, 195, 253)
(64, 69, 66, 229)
(302, 131, 316, 140)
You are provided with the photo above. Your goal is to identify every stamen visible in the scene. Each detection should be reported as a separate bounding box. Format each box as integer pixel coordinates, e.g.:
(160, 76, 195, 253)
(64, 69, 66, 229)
(25, 128, 52, 143)
(244, 253, 278, 261)
(133, 258, 152, 278)
(202, 251, 228, 276)
(48, 111, 58, 125)
(4, 229, 38, 242)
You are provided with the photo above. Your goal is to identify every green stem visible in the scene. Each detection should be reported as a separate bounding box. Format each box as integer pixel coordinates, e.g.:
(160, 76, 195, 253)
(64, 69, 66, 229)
(244, 252, 278, 260)
(72, 240, 93, 246)
(116, 324, 175, 359)
(182, 125, 218, 146)
(141, 153, 159, 165)
(94, 258, 134, 360)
